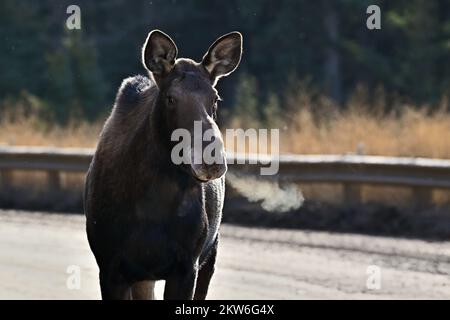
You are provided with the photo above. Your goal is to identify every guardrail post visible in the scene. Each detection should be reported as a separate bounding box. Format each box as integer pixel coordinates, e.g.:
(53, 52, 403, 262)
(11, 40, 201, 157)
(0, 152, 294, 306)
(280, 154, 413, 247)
(343, 183, 361, 206)
(0, 169, 13, 191)
(412, 186, 432, 209)
(47, 170, 61, 193)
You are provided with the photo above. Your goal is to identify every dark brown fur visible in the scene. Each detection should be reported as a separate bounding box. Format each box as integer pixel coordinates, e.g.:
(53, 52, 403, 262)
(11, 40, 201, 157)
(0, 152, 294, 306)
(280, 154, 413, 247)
(84, 30, 242, 300)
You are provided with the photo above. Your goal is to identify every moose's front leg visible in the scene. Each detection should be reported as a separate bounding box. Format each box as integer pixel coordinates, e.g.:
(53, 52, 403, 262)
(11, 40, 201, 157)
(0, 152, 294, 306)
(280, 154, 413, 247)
(194, 239, 218, 300)
(164, 261, 199, 300)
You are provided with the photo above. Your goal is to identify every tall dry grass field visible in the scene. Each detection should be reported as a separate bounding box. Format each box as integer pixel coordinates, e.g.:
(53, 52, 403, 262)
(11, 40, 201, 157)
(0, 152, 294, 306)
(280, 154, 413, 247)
(0, 109, 102, 148)
(2, 88, 450, 158)
(281, 105, 450, 158)
(2, 105, 449, 158)
(228, 84, 450, 159)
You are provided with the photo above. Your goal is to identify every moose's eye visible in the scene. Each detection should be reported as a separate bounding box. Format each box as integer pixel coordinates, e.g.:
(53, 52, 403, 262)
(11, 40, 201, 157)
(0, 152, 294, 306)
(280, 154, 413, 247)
(166, 95, 176, 105)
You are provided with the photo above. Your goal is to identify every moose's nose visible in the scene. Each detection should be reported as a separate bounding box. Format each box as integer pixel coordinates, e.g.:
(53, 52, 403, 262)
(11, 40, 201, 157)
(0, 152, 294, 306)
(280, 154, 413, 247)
(190, 145, 228, 181)
(188, 116, 227, 181)
(191, 161, 228, 182)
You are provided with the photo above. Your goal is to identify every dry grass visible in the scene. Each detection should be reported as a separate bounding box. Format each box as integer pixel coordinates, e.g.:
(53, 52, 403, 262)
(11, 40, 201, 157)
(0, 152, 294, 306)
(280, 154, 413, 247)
(2, 106, 450, 158)
(0, 113, 102, 148)
(280, 105, 450, 158)
(226, 106, 450, 158)
(2, 88, 450, 158)
(228, 84, 450, 159)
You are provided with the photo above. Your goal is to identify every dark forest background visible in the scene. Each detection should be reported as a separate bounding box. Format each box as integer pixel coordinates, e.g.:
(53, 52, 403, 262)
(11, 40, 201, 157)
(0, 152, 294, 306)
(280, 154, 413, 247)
(1, 0, 450, 123)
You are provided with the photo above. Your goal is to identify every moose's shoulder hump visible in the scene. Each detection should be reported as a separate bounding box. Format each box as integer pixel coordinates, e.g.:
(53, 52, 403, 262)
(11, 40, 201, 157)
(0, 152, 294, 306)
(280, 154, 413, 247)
(115, 75, 156, 112)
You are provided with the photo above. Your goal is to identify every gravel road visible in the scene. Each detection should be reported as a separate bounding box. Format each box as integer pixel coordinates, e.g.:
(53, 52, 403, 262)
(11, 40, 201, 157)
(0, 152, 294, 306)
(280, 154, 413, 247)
(0, 210, 449, 299)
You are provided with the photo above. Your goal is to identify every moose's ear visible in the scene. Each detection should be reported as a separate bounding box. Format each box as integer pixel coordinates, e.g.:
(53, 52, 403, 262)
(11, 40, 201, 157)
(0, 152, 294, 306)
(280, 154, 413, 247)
(202, 32, 242, 84)
(142, 30, 178, 83)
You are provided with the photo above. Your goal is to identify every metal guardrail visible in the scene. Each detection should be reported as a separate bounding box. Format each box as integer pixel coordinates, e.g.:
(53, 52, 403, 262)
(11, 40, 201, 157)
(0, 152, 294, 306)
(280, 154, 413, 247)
(1, 146, 450, 206)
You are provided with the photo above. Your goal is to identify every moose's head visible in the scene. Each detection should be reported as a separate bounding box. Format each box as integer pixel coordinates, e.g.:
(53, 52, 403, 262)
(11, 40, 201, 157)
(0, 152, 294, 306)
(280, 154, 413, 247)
(142, 30, 242, 182)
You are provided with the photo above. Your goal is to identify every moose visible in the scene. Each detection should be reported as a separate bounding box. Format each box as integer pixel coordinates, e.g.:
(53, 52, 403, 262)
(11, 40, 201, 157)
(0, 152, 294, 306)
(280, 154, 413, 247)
(84, 30, 242, 299)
